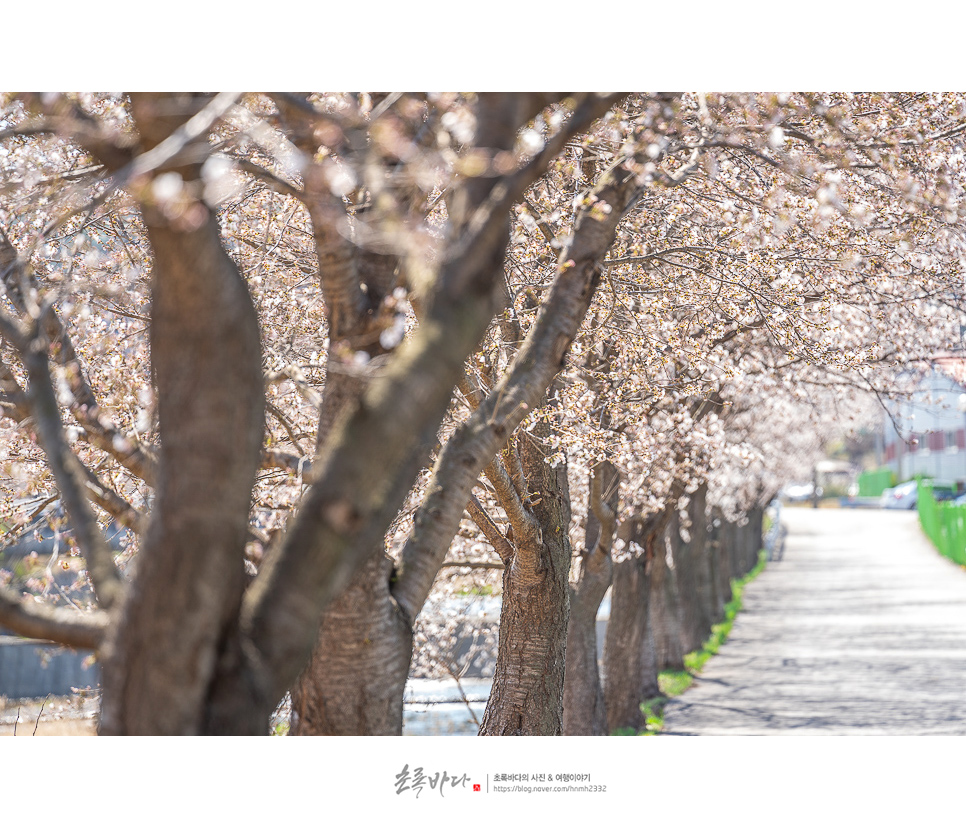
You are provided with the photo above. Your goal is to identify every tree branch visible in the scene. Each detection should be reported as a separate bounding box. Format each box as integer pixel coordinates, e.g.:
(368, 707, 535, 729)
(76, 460, 147, 535)
(17, 320, 124, 610)
(0, 227, 158, 485)
(233, 157, 304, 200)
(241, 93, 568, 703)
(391, 155, 645, 622)
(465, 495, 514, 565)
(260, 447, 313, 481)
(484, 457, 537, 540)
(0, 586, 108, 650)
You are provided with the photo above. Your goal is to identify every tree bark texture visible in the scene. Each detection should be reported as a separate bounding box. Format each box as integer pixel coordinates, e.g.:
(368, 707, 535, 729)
(720, 519, 745, 584)
(392, 153, 644, 623)
(649, 522, 686, 672)
(1, 92, 632, 734)
(281, 94, 588, 735)
(290, 368, 418, 735)
(563, 461, 619, 736)
(239, 95, 549, 718)
(99, 96, 266, 735)
(478, 432, 572, 736)
(720, 507, 764, 581)
(289, 552, 412, 735)
(602, 517, 662, 733)
(749, 506, 765, 571)
(669, 484, 714, 656)
(706, 530, 727, 627)
(710, 511, 735, 612)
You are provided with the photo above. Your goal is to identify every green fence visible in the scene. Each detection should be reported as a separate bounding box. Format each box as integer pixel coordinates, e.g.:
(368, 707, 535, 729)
(857, 467, 896, 498)
(918, 481, 966, 566)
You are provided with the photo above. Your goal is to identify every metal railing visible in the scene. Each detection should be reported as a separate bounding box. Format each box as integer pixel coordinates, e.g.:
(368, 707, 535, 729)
(917, 481, 966, 566)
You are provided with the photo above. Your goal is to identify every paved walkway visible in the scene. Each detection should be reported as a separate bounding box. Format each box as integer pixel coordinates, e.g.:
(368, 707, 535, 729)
(662, 507, 966, 735)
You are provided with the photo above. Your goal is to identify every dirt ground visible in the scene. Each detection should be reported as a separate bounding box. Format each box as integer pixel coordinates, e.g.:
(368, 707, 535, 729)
(0, 693, 98, 736)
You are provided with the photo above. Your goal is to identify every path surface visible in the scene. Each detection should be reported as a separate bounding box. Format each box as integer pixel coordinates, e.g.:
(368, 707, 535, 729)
(662, 506, 966, 735)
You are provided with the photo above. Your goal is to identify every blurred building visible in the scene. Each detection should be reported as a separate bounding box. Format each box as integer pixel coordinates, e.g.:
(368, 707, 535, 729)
(881, 357, 966, 484)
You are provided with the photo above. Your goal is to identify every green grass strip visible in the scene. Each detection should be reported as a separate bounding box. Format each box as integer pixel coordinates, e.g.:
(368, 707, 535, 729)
(633, 549, 768, 735)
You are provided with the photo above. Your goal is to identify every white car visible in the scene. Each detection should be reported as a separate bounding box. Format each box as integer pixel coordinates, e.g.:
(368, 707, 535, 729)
(880, 481, 918, 509)
(782, 483, 814, 501)
(880, 480, 959, 509)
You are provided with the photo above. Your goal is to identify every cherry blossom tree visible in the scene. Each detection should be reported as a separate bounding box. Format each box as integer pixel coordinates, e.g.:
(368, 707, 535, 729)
(2, 91, 965, 736)
(0, 91, 618, 732)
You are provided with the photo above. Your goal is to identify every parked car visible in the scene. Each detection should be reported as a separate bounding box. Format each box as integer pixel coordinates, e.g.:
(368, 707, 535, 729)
(881, 481, 918, 509)
(781, 483, 815, 501)
(880, 480, 960, 509)
(933, 484, 962, 503)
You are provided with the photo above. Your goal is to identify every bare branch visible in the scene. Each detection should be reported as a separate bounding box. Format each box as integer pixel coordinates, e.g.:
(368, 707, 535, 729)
(266, 400, 308, 458)
(484, 457, 537, 540)
(0, 586, 109, 650)
(76, 460, 147, 535)
(465, 494, 514, 565)
(233, 158, 304, 200)
(260, 447, 313, 481)
(18, 325, 124, 610)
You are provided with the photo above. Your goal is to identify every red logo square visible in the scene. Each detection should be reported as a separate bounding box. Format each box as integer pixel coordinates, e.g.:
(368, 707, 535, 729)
(473, 785, 481, 792)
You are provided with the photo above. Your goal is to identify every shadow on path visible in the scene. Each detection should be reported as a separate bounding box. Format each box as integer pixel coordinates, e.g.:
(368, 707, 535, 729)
(662, 507, 966, 735)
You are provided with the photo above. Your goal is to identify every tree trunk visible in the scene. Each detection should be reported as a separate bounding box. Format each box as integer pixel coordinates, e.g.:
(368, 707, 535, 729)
(750, 505, 765, 569)
(730, 507, 763, 579)
(670, 484, 714, 655)
(710, 511, 735, 608)
(479, 432, 572, 736)
(99, 147, 266, 732)
(602, 518, 662, 733)
(707, 519, 727, 626)
(563, 461, 618, 736)
(649, 522, 685, 671)
(280, 94, 622, 736)
(289, 368, 419, 736)
(721, 519, 743, 584)
(290, 551, 412, 735)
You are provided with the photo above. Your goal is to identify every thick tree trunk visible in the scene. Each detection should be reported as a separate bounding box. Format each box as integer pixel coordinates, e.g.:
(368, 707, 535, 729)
(99, 166, 266, 731)
(287, 141, 640, 736)
(670, 484, 714, 655)
(602, 518, 662, 733)
(721, 519, 743, 584)
(290, 551, 412, 735)
(241, 98, 566, 718)
(288, 369, 418, 735)
(2, 93, 642, 735)
(710, 511, 735, 611)
(563, 574, 609, 735)
(728, 507, 763, 579)
(749, 506, 765, 569)
(479, 433, 572, 736)
(707, 521, 727, 627)
(563, 461, 618, 736)
(649, 522, 685, 671)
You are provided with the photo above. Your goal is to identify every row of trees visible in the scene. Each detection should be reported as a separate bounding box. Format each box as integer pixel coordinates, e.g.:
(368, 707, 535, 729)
(0, 92, 963, 733)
